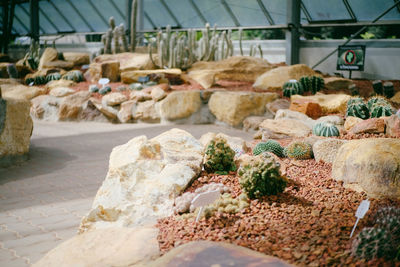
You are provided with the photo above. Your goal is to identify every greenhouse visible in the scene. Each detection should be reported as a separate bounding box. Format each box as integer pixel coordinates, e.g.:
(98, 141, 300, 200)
(0, 0, 400, 266)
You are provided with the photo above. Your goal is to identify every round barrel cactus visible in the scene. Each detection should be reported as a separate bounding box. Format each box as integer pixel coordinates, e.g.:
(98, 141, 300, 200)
(46, 72, 61, 83)
(252, 140, 284, 157)
(34, 75, 46, 85)
(346, 102, 370, 120)
(88, 84, 99, 93)
(62, 70, 84, 82)
(367, 96, 389, 110)
(299, 75, 324, 94)
(312, 122, 340, 137)
(347, 97, 364, 106)
(25, 77, 34, 85)
(372, 80, 383, 95)
(282, 79, 304, 98)
(370, 103, 393, 118)
(284, 141, 313, 160)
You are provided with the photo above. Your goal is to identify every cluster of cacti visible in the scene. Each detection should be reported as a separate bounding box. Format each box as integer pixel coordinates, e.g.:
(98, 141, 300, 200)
(284, 141, 313, 160)
(99, 86, 111, 95)
(346, 98, 370, 119)
(23, 40, 40, 70)
(370, 103, 393, 118)
(6, 64, 18, 78)
(238, 153, 287, 199)
(282, 79, 304, 97)
(62, 70, 84, 83)
(34, 75, 46, 85)
(46, 72, 61, 83)
(299, 75, 324, 94)
(203, 136, 236, 174)
(101, 16, 131, 54)
(372, 80, 395, 99)
(252, 140, 284, 157)
(367, 96, 388, 110)
(238, 28, 263, 58)
(352, 206, 400, 261)
(312, 122, 340, 137)
(202, 193, 249, 219)
(89, 84, 99, 93)
(149, 23, 234, 70)
(347, 96, 394, 119)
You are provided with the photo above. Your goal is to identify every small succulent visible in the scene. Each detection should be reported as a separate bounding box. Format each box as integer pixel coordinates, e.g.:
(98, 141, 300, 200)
(25, 77, 34, 85)
(370, 103, 393, 118)
(347, 97, 365, 106)
(252, 140, 284, 157)
(89, 84, 99, 93)
(372, 80, 383, 95)
(346, 101, 370, 120)
(284, 141, 313, 160)
(312, 122, 340, 137)
(99, 86, 110, 95)
(129, 83, 143, 90)
(383, 82, 394, 99)
(282, 79, 304, 98)
(62, 70, 84, 83)
(352, 227, 396, 260)
(203, 136, 236, 174)
(202, 193, 249, 219)
(299, 75, 324, 94)
(367, 96, 389, 110)
(46, 72, 61, 83)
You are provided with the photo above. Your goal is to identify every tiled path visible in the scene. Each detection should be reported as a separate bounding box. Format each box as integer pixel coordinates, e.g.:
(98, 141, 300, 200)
(0, 121, 252, 266)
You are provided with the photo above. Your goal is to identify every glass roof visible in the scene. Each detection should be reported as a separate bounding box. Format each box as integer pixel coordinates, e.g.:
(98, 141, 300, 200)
(1, 0, 399, 35)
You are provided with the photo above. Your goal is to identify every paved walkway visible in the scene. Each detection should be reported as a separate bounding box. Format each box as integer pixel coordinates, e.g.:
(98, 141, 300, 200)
(0, 121, 252, 266)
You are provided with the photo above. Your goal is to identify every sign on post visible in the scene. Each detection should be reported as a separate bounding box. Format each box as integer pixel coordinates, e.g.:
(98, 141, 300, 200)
(191, 190, 220, 222)
(337, 45, 366, 78)
(350, 199, 370, 238)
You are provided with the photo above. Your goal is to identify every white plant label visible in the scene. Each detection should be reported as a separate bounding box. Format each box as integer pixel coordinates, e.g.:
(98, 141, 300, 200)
(191, 190, 220, 222)
(99, 78, 110, 87)
(350, 199, 370, 238)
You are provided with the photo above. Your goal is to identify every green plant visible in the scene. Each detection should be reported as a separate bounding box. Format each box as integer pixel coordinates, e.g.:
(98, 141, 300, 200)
(299, 75, 324, 94)
(282, 79, 304, 98)
(284, 141, 313, 160)
(46, 72, 61, 83)
(238, 28, 263, 57)
(238, 153, 287, 199)
(370, 103, 393, 118)
(89, 85, 99, 93)
(346, 102, 370, 120)
(62, 70, 84, 83)
(373, 80, 383, 95)
(34, 75, 46, 85)
(347, 97, 364, 106)
(204, 136, 236, 174)
(130, 0, 138, 52)
(352, 227, 396, 260)
(6, 64, 18, 78)
(202, 193, 249, 219)
(312, 122, 340, 137)
(23, 40, 40, 70)
(383, 82, 394, 99)
(349, 84, 359, 96)
(252, 140, 284, 157)
(367, 96, 389, 110)
(25, 77, 34, 85)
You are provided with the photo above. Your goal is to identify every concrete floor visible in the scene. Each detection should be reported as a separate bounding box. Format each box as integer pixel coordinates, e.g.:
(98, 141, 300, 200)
(0, 121, 252, 266)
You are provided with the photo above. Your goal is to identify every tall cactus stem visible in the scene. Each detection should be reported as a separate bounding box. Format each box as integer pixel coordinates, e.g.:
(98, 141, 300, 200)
(130, 0, 137, 52)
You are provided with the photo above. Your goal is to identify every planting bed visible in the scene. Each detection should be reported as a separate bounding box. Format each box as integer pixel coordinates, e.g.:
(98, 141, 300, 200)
(157, 135, 400, 267)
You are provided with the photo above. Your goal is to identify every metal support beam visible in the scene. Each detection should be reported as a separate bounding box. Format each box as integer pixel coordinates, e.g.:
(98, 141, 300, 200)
(256, 0, 275, 25)
(13, 14, 30, 33)
(48, 0, 76, 32)
(285, 0, 300, 65)
(343, 0, 357, 21)
(20, 3, 45, 33)
(159, 0, 181, 28)
(65, 0, 94, 32)
(189, 0, 207, 24)
(87, 0, 109, 28)
(5, 0, 16, 53)
(38, 5, 59, 33)
(30, 0, 39, 41)
(220, 0, 240, 27)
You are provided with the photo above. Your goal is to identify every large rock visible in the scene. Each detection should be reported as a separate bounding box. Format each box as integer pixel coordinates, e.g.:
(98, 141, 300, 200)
(121, 69, 181, 84)
(332, 138, 400, 199)
(324, 77, 353, 91)
(208, 91, 278, 127)
(41, 60, 74, 70)
(130, 90, 152, 102)
(349, 117, 385, 134)
(38, 48, 58, 70)
(313, 139, 347, 163)
(1, 84, 47, 100)
(243, 116, 272, 131)
(151, 87, 167, 102)
(58, 91, 90, 121)
(385, 114, 400, 138)
(199, 132, 250, 153)
(134, 100, 160, 123)
(30, 95, 61, 121)
(81, 98, 114, 122)
(93, 53, 155, 72)
(89, 61, 120, 82)
(0, 98, 33, 166)
(45, 79, 75, 91)
(188, 56, 274, 89)
(344, 116, 363, 132)
(291, 93, 351, 114)
(33, 226, 160, 267)
(79, 128, 203, 232)
(102, 92, 128, 106)
(274, 109, 315, 128)
(260, 119, 312, 139)
(117, 100, 136, 123)
(266, 98, 290, 115)
(49, 87, 75, 97)
(63, 52, 90, 66)
(150, 241, 292, 267)
(158, 91, 201, 121)
(289, 98, 323, 119)
(253, 64, 318, 91)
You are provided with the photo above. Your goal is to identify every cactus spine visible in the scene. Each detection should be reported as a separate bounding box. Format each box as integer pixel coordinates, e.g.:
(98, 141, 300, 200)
(284, 141, 313, 160)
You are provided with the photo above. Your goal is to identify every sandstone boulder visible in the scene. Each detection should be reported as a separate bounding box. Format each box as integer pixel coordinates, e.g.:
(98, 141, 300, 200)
(260, 119, 312, 139)
(102, 92, 128, 106)
(38, 48, 58, 70)
(158, 91, 201, 121)
(58, 91, 90, 121)
(324, 77, 353, 91)
(313, 139, 347, 163)
(117, 100, 136, 123)
(130, 90, 152, 102)
(93, 53, 155, 72)
(121, 69, 181, 84)
(274, 109, 315, 128)
(134, 100, 160, 123)
(49, 87, 75, 97)
(1, 84, 47, 100)
(86, 98, 117, 121)
(291, 93, 351, 114)
(349, 117, 385, 134)
(253, 64, 318, 91)
(89, 61, 120, 82)
(79, 128, 203, 232)
(266, 98, 290, 115)
(344, 116, 363, 132)
(199, 132, 250, 153)
(208, 91, 277, 127)
(151, 87, 167, 101)
(46, 79, 75, 91)
(33, 226, 160, 267)
(243, 116, 271, 131)
(41, 60, 74, 70)
(332, 138, 400, 199)
(385, 114, 400, 138)
(289, 99, 323, 119)
(63, 52, 90, 66)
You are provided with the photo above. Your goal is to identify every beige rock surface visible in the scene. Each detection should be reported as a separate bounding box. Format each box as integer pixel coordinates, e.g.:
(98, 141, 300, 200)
(58, 91, 90, 121)
(344, 116, 363, 132)
(260, 119, 312, 139)
(208, 91, 278, 127)
(49, 87, 75, 97)
(117, 100, 136, 123)
(324, 77, 353, 91)
(274, 109, 315, 128)
(130, 90, 152, 102)
(158, 91, 201, 121)
(151, 87, 167, 101)
(90, 98, 118, 120)
(134, 100, 160, 122)
(199, 132, 250, 153)
(45, 79, 75, 91)
(1, 84, 47, 100)
(291, 93, 351, 114)
(121, 69, 181, 84)
(38, 48, 58, 70)
(102, 92, 128, 106)
(63, 52, 90, 66)
(30, 95, 61, 120)
(332, 138, 400, 199)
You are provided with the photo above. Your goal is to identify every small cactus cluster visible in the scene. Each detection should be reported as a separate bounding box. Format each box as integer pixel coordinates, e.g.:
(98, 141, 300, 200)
(101, 16, 130, 54)
(252, 140, 284, 157)
(62, 70, 84, 83)
(312, 122, 340, 137)
(202, 193, 249, 219)
(149, 23, 234, 70)
(299, 75, 324, 94)
(99, 86, 111, 95)
(284, 141, 313, 160)
(368, 96, 393, 118)
(46, 72, 61, 83)
(34, 75, 46, 85)
(89, 84, 99, 93)
(22, 40, 40, 70)
(203, 136, 236, 174)
(346, 96, 394, 119)
(238, 153, 287, 199)
(352, 206, 400, 261)
(346, 97, 370, 120)
(238, 28, 263, 58)
(282, 79, 304, 97)
(372, 80, 395, 99)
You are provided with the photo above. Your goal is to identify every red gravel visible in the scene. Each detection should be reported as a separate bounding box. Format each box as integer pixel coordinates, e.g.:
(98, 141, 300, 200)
(157, 137, 400, 266)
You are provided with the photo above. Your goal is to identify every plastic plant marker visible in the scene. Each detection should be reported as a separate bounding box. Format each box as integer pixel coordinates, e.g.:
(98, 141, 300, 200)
(191, 190, 220, 222)
(138, 76, 149, 84)
(350, 199, 370, 238)
(99, 78, 110, 88)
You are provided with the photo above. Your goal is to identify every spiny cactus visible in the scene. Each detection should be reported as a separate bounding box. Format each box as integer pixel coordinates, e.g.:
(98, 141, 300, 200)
(312, 122, 340, 137)
(46, 72, 61, 83)
(284, 141, 313, 160)
(347, 97, 364, 106)
(130, 0, 138, 52)
(34, 75, 46, 85)
(352, 227, 396, 260)
(383, 82, 394, 99)
(6, 64, 18, 78)
(299, 75, 324, 94)
(204, 136, 236, 174)
(367, 96, 389, 110)
(346, 102, 370, 120)
(238, 28, 263, 58)
(374, 206, 400, 242)
(238, 153, 287, 199)
(252, 140, 284, 157)
(25, 77, 34, 85)
(62, 70, 84, 83)
(370, 103, 393, 118)
(282, 79, 304, 98)
(203, 193, 249, 219)
(373, 80, 383, 95)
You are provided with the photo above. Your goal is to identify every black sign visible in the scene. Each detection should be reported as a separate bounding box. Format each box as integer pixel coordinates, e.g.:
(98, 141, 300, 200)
(337, 45, 366, 71)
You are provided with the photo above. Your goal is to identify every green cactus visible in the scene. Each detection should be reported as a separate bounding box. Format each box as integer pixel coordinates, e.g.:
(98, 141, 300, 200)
(252, 140, 284, 157)
(284, 141, 313, 160)
(238, 153, 287, 199)
(299, 75, 324, 94)
(204, 136, 236, 174)
(374, 206, 400, 243)
(373, 80, 383, 95)
(88, 85, 99, 93)
(25, 77, 34, 85)
(347, 97, 365, 106)
(62, 70, 84, 83)
(370, 103, 393, 118)
(23, 40, 40, 70)
(383, 82, 394, 99)
(352, 227, 396, 260)
(367, 96, 389, 110)
(346, 102, 370, 120)
(6, 64, 18, 79)
(46, 72, 61, 83)
(202, 193, 249, 219)
(34, 75, 46, 85)
(312, 122, 340, 137)
(282, 79, 304, 98)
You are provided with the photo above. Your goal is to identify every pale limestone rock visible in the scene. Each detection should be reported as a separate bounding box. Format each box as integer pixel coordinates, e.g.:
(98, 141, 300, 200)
(158, 91, 201, 121)
(33, 226, 160, 267)
(58, 91, 90, 121)
(266, 98, 290, 115)
(121, 69, 181, 84)
(208, 91, 278, 127)
(199, 132, 250, 153)
(332, 139, 400, 199)
(79, 128, 203, 232)
(41, 60, 74, 70)
(87, 98, 117, 121)
(313, 139, 347, 163)
(102, 92, 128, 106)
(253, 64, 318, 91)
(49, 87, 75, 97)
(344, 116, 363, 132)
(260, 119, 312, 139)
(45, 79, 75, 91)
(274, 109, 315, 128)
(151, 86, 167, 102)
(30, 95, 61, 121)
(243, 116, 271, 131)
(63, 52, 90, 66)
(1, 84, 47, 100)
(134, 100, 160, 122)
(117, 100, 136, 123)
(38, 48, 58, 70)
(291, 93, 351, 114)
(130, 90, 152, 102)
